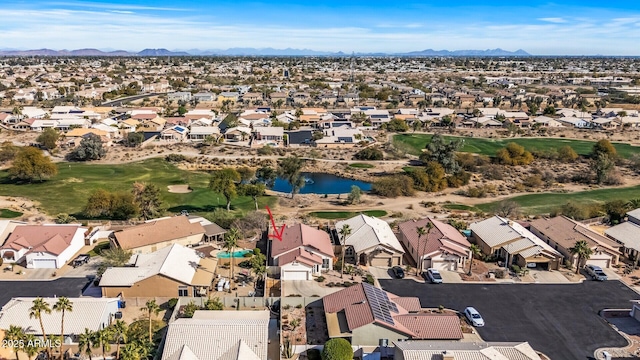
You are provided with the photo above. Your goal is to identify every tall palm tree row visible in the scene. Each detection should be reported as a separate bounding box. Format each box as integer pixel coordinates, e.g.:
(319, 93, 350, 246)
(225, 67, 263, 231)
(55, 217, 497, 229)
(52, 297, 73, 360)
(4, 325, 25, 360)
(339, 224, 352, 279)
(77, 328, 97, 360)
(109, 320, 129, 360)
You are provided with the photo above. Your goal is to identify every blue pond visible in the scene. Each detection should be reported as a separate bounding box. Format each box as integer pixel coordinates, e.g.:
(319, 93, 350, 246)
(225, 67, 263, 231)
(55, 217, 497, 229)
(217, 249, 252, 258)
(271, 172, 372, 195)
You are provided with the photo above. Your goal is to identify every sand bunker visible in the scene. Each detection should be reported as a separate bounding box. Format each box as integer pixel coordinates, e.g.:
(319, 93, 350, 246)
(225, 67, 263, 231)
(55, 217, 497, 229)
(167, 185, 192, 193)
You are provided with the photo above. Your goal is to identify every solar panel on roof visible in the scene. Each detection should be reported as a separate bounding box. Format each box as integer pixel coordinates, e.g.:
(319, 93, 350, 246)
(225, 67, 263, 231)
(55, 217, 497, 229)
(363, 284, 395, 325)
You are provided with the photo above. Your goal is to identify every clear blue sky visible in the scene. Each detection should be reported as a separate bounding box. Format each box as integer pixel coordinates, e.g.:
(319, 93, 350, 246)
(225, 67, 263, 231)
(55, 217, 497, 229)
(1, 0, 639, 55)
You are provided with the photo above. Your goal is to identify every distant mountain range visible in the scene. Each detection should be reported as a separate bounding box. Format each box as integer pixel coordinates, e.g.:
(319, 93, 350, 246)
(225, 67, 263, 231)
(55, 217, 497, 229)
(0, 47, 530, 57)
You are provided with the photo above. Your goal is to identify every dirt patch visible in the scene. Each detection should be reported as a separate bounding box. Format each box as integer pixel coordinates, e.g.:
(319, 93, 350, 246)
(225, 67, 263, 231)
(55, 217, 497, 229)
(167, 184, 192, 193)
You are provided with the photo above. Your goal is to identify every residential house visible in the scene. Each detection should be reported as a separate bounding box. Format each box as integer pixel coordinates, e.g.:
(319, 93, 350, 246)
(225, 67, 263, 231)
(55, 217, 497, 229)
(0, 297, 119, 347)
(285, 130, 314, 147)
(164, 117, 191, 128)
(100, 243, 216, 298)
(0, 224, 88, 269)
(29, 119, 58, 131)
(557, 117, 591, 128)
(323, 283, 463, 346)
(160, 125, 189, 142)
(606, 208, 640, 260)
(269, 92, 288, 104)
(292, 92, 310, 104)
(242, 92, 264, 103)
(21, 107, 48, 119)
(314, 127, 363, 148)
(393, 341, 541, 360)
(217, 92, 240, 104)
(0, 113, 18, 125)
(167, 92, 192, 102)
(271, 223, 334, 280)
(64, 128, 110, 147)
(532, 116, 564, 128)
(252, 127, 284, 145)
(189, 126, 220, 142)
(335, 214, 404, 267)
(193, 92, 216, 102)
(161, 310, 269, 360)
(397, 218, 471, 272)
(109, 216, 205, 254)
(529, 216, 621, 268)
(224, 126, 252, 142)
(469, 216, 562, 270)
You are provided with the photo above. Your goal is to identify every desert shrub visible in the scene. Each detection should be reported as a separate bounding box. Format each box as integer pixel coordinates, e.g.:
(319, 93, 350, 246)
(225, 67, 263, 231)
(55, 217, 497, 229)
(315, 276, 325, 282)
(495, 142, 534, 166)
(523, 174, 543, 188)
(167, 298, 178, 309)
(456, 153, 489, 171)
(354, 146, 383, 160)
(364, 274, 375, 285)
(480, 164, 505, 180)
(257, 146, 273, 156)
(446, 170, 471, 188)
(557, 146, 579, 162)
(165, 153, 187, 162)
(465, 184, 496, 198)
(372, 175, 415, 197)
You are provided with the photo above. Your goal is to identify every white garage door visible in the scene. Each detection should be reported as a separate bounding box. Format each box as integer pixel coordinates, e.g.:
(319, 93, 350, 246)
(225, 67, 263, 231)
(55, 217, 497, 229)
(586, 257, 610, 269)
(33, 259, 57, 269)
(431, 261, 457, 271)
(283, 270, 309, 281)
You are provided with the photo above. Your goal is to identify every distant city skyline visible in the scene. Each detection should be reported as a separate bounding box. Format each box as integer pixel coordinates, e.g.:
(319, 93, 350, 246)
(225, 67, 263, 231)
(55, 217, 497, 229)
(1, 0, 639, 55)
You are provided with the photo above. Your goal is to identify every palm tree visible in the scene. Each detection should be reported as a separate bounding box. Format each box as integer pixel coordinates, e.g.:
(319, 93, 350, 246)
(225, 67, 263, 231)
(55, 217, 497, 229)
(5, 325, 25, 360)
(569, 240, 594, 274)
(23, 334, 39, 360)
(415, 226, 426, 276)
(77, 328, 96, 360)
(339, 224, 352, 279)
(29, 297, 51, 358)
(95, 328, 112, 360)
(53, 297, 73, 360)
(109, 320, 128, 360)
(141, 300, 161, 342)
(468, 244, 482, 276)
(224, 228, 241, 292)
(120, 341, 149, 360)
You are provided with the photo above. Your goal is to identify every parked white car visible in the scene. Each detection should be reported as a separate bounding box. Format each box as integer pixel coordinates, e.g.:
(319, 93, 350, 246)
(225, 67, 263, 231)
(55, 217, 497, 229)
(425, 268, 443, 284)
(464, 307, 485, 327)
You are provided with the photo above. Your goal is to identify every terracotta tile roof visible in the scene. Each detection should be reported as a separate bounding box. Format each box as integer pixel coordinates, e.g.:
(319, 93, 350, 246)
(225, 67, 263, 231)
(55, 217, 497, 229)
(394, 314, 463, 340)
(389, 296, 421, 313)
(112, 216, 205, 250)
(398, 218, 470, 259)
(323, 283, 460, 340)
(132, 113, 158, 120)
(271, 223, 333, 258)
(530, 216, 621, 252)
(277, 247, 323, 267)
(1, 225, 84, 256)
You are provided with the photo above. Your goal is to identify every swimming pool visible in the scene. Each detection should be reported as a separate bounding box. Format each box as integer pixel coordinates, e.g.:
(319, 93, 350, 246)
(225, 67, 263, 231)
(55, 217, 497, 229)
(216, 249, 252, 258)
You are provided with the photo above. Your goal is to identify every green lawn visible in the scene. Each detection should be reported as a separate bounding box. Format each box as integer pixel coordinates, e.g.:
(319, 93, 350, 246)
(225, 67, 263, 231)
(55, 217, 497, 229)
(476, 185, 640, 215)
(393, 134, 640, 159)
(309, 210, 388, 219)
(348, 163, 375, 169)
(0, 208, 23, 218)
(0, 158, 275, 219)
(441, 203, 480, 212)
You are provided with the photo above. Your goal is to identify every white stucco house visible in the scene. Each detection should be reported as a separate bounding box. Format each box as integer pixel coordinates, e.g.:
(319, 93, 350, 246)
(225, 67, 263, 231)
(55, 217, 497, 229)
(0, 224, 88, 269)
(271, 223, 334, 280)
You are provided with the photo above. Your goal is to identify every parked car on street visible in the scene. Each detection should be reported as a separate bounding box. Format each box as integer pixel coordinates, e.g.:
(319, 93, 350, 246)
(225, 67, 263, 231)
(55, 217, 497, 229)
(425, 268, 443, 284)
(391, 266, 405, 279)
(585, 265, 608, 281)
(464, 307, 485, 327)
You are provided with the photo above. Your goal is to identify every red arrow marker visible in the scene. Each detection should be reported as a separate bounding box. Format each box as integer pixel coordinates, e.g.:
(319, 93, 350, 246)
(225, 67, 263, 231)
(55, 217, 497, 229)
(266, 205, 285, 241)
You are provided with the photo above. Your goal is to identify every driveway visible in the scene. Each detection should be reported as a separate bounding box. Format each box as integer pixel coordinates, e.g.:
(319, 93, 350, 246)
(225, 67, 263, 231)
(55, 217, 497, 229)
(380, 279, 640, 360)
(0, 278, 91, 306)
(62, 256, 102, 278)
(283, 280, 342, 297)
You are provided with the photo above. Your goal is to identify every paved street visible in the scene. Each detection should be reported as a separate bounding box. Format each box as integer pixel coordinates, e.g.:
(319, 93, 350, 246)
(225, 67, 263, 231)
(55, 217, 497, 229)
(0, 278, 91, 306)
(380, 279, 640, 360)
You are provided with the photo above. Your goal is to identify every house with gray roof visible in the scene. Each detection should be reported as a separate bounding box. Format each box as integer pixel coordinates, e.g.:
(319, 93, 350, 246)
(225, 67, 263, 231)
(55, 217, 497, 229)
(336, 214, 404, 267)
(605, 208, 640, 260)
(161, 310, 269, 360)
(470, 216, 562, 270)
(393, 340, 541, 360)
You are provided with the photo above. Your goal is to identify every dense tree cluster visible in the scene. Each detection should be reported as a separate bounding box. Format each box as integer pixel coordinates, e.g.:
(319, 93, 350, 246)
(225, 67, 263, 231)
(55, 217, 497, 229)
(495, 143, 534, 166)
(68, 134, 107, 161)
(9, 147, 58, 182)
